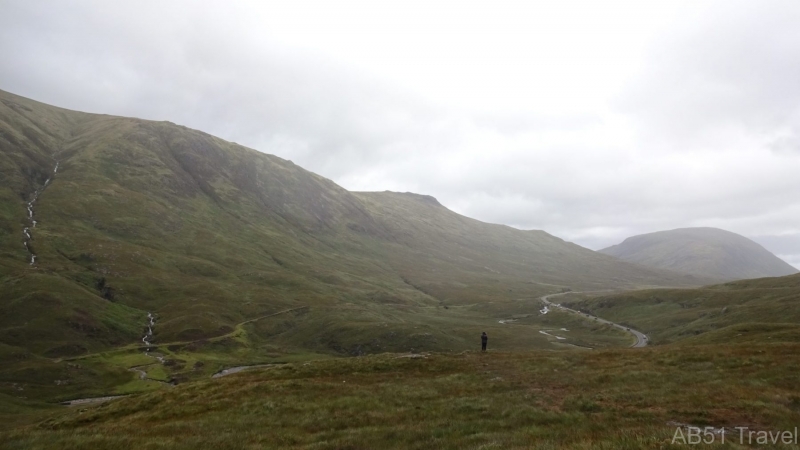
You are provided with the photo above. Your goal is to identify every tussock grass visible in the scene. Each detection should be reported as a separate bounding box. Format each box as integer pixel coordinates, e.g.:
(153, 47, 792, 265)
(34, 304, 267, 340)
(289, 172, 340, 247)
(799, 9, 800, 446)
(3, 344, 800, 449)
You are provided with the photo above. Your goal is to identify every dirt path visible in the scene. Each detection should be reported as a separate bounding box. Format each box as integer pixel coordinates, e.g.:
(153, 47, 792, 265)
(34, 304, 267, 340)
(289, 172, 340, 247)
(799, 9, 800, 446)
(59, 306, 310, 363)
(539, 291, 649, 348)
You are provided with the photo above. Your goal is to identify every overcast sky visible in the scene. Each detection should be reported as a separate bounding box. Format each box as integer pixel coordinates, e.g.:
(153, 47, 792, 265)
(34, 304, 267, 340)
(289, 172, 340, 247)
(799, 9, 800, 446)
(2, 0, 799, 267)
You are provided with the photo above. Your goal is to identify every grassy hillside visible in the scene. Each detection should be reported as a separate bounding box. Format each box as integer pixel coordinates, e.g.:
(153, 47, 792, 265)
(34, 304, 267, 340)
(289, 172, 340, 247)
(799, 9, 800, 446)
(562, 273, 800, 345)
(0, 88, 708, 405)
(355, 192, 704, 299)
(3, 344, 800, 449)
(600, 227, 798, 281)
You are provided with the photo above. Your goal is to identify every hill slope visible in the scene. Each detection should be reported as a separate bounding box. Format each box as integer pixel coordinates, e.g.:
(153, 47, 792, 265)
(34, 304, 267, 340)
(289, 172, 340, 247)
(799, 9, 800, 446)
(563, 273, 800, 345)
(600, 227, 798, 281)
(4, 344, 800, 448)
(0, 88, 713, 402)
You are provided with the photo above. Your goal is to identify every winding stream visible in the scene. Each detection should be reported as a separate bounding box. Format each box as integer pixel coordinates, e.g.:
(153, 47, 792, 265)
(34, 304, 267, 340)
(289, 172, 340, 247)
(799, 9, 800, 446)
(134, 312, 171, 384)
(539, 330, 567, 340)
(497, 291, 649, 348)
(58, 312, 173, 407)
(142, 313, 155, 348)
(60, 395, 127, 407)
(211, 364, 279, 379)
(23, 160, 58, 265)
(540, 291, 649, 348)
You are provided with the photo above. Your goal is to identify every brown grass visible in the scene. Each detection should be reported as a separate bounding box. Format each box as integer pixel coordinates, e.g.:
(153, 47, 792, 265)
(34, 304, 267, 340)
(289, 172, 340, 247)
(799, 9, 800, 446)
(3, 343, 799, 449)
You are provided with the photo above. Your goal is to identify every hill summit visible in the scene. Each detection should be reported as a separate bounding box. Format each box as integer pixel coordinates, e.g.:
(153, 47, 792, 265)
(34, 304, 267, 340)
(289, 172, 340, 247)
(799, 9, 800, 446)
(600, 227, 798, 281)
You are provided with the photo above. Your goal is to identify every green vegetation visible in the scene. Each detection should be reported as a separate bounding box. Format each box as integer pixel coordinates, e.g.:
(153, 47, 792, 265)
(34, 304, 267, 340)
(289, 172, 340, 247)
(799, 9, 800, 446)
(0, 88, 706, 405)
(0, 299, 635, 411)
(564, 274, 800, 345)
(3, 344, 800, 449)
(4, 89, 799, 448)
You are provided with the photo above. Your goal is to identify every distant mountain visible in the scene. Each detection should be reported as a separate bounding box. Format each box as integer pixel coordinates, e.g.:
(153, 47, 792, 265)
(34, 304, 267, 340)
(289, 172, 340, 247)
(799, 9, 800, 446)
(600, 227, 798, 281)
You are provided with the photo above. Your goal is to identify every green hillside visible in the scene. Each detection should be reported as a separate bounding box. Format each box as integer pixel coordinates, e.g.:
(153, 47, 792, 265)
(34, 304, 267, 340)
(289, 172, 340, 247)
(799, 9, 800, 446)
(0, 89, 709, 405)
(2, 90, 800, 449)
(562, 273, 800, 345)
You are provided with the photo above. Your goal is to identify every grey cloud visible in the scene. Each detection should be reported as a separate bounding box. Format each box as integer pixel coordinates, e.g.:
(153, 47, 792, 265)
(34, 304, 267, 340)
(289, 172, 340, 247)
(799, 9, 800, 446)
(616, 0, 800, 143)
(768, 132, 800, 155)
(751, 233, 800, 268)
(471, 112, 602, 135)
(0, 1, 446, 182)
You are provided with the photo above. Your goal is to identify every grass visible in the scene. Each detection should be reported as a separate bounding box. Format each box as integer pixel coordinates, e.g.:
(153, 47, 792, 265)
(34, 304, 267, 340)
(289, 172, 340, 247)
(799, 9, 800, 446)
(563, 274, 800, 346)
(0, 298, 634, 408)
(2, 89, 784, 448)
(0, 87, 705, 368)
(3, 343, 800, 448)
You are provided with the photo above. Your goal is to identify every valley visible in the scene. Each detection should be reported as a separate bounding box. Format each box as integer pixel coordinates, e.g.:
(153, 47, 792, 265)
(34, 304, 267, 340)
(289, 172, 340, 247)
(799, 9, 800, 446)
(0, 89, 699, 382)
(1, 89, 799, 448)
(539, 291, 649, 347)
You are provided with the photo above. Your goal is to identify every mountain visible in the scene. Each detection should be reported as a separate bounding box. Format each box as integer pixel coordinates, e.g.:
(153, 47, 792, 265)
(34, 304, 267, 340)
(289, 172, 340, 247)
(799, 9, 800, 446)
(599, 227, 798, 282)
(3, 96, 800, 447)
(0, 89, 714, 402)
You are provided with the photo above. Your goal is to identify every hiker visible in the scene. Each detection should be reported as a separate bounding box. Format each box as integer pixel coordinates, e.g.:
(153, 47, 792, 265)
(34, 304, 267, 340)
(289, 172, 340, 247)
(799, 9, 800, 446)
(481, 331, 488, 352)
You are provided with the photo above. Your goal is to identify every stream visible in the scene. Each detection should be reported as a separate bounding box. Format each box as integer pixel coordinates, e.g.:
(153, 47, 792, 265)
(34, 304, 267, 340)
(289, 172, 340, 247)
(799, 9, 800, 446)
(60, 395, 127, 407)
(497, 292, 649, 348)
(134, 312, 171, 383)
(539, 291, 649, 348)
(211, 364, 279, 379)
(23, 160, 58, 266)
(142, 313, 155, 348)
(61, 312, 170, 406)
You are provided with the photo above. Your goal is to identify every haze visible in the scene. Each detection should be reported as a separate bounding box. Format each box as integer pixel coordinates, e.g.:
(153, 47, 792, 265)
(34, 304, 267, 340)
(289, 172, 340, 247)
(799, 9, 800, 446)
(2, 0, 798, 267)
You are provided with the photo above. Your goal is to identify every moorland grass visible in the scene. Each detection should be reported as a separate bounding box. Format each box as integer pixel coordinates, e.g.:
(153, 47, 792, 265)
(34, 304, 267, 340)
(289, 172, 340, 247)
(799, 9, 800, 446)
(564, 274, 800, 345)
(3, 344, 800, 449)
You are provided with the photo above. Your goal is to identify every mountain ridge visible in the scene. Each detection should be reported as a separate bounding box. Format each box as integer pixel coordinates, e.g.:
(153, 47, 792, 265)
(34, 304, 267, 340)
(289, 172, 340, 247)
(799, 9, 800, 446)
(0, 88, 707, 366)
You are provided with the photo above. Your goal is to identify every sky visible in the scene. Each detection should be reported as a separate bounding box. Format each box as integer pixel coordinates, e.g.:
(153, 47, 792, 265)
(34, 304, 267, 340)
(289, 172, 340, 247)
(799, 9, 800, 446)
(1, 0, 799, 268)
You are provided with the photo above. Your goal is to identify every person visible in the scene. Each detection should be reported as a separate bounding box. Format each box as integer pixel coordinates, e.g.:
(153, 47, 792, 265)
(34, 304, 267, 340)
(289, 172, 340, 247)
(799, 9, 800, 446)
(481, 331, 488, 352)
